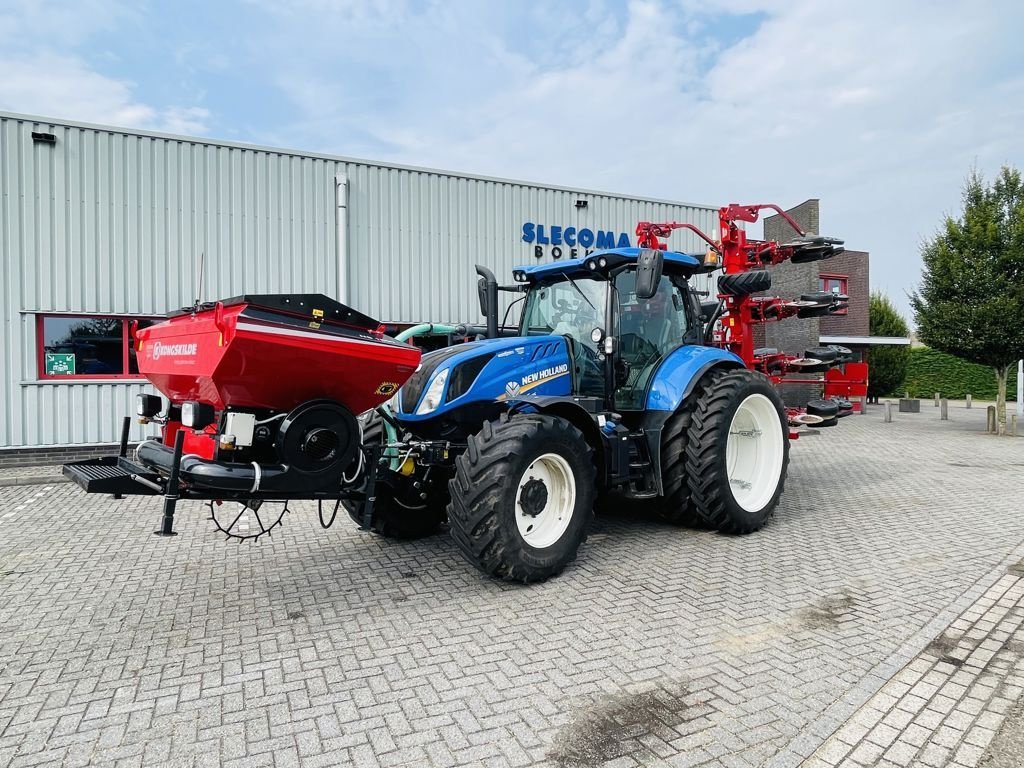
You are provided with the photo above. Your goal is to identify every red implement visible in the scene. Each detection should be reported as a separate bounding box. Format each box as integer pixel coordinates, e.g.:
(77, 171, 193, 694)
(135, 294, 421, 414)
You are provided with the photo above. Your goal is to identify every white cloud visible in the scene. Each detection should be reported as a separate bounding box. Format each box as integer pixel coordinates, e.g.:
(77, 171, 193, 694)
(0, 54, 211, 134)
(0, 1, 211, 135)
(2, 0, 1021, 323)
(252, 0, 1024, 320)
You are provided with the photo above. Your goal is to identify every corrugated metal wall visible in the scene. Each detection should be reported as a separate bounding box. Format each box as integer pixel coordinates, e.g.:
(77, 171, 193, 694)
(1, 112, 716, 449)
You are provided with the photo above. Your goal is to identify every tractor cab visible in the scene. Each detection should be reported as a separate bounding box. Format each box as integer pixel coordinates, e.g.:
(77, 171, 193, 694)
(512, 247, 706, 411)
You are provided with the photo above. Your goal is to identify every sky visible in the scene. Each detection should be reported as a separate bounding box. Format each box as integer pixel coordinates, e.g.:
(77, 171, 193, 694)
(2, 0, 1022, 323)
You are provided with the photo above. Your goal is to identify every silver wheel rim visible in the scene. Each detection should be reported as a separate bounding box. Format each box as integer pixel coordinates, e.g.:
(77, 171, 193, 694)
(726, 393, 784, 512)
(515, 452, 576, 549)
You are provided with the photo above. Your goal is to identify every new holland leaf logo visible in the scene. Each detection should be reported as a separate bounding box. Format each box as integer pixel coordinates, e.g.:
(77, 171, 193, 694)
(502, 363, 570, 400)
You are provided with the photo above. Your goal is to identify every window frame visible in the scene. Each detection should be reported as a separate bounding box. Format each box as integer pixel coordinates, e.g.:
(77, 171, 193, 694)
(35, 313, 160, 381)
(819, 273, 848, 315)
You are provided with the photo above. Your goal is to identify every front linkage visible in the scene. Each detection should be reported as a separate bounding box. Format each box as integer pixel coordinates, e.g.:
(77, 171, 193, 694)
(65, 413, 459, 543)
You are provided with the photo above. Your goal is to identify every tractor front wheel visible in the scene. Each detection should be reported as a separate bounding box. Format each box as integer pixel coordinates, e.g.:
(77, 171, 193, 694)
(447, 415, 595, 583)
(686, 370, 789, 533)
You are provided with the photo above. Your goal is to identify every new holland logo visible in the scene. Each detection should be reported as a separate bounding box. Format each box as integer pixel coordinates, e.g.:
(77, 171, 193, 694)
(151, 341, 198, 360)
(502, 363, 570, 400)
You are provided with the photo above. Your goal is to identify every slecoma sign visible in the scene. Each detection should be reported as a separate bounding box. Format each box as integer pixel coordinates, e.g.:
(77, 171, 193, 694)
(522, 222, 632, 259)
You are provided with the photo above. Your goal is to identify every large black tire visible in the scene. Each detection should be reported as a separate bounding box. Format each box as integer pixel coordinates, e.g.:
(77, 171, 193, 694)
(804, 346, 838, 363)
(447, 414, 595, 583)
(718, 270, 772, 297)
(800, 291, 835, 304)
(658, 369, 728, 526)
(343, 412, 447, 539)
(797, 306, 833, 319)
(686, 370, 790, 534)
(806, 399, 840, 418)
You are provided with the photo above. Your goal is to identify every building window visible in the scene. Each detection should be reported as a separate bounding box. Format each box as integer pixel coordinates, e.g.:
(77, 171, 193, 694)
(37, 315, 159, 380)
(820, 273, 848, 315)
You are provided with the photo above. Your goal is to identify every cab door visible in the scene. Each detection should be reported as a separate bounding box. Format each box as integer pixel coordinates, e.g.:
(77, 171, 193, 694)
(613, 271, 691, 410)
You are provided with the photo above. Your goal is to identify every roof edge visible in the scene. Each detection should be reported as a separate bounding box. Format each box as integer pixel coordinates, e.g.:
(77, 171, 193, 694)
(1, 109, 717, 211)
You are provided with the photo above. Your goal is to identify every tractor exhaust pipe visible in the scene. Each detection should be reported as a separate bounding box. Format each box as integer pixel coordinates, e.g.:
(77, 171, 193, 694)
(475, 265, 499, 339)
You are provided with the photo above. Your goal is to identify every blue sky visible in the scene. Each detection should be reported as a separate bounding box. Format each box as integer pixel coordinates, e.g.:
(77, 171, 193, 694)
(2, 0, 1023, 321)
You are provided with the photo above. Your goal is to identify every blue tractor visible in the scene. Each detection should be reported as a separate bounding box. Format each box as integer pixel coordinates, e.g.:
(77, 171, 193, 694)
(345, 246, 790, 582)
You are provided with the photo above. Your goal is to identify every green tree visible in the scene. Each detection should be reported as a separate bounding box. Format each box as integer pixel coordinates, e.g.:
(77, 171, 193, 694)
(910, 167, 1024, 433)
(867, 292, 910, 399)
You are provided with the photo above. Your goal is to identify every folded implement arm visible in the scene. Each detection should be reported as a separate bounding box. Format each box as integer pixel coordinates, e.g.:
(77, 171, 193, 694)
(638, 203, 844, 369)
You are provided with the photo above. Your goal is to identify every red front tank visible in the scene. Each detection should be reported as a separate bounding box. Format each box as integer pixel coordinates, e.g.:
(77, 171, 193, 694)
(135, 294, 421, 414)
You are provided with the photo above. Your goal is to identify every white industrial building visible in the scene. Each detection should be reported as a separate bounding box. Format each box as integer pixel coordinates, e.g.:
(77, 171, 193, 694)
(0, 111, 716, 456)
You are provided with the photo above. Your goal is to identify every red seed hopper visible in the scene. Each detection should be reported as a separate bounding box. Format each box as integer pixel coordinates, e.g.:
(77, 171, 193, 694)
(62, 294, 422, 502)
(136, 294, 420, 415)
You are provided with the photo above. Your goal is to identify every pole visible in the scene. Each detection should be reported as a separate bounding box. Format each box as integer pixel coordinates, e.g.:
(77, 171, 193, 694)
(335, 173, 349, 303)
(113, 416, 132, 500)
(940, 399, 948, 420)
(155, 429, 185, 536)
(1017, 359, 1023, 417)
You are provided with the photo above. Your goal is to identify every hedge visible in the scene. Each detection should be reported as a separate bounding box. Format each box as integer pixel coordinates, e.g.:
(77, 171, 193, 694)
(896, 346, 1020, 399)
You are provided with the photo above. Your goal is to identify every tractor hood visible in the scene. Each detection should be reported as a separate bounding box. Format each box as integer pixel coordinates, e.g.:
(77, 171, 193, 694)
(396, 335, 573, 421)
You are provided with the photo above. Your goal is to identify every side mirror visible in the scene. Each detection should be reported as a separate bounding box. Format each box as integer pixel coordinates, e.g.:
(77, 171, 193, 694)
(475, 264, 499, 339)
(477, 277, 490, 316)
(635, 248, 664, 300)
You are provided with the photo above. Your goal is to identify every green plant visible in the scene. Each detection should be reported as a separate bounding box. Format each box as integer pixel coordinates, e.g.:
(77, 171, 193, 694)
(911, 167, 1024, 433)
(901, 346, 1019, 399)
(867, 292, 910, 400)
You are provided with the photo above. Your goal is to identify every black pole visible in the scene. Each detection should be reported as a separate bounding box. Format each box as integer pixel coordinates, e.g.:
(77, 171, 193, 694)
(112, 416, 132, 499)
(118, 416, 131, 458)
(154, 429, 185, 537)
(360, 447, 380, 531)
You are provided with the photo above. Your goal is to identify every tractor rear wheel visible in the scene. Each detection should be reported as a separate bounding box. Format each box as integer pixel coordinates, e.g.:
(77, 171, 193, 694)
(658, 368, 727, 526)
(447, 415, 595, 583)
(686, 370, 789, 534)
(343, 412, 447, 539)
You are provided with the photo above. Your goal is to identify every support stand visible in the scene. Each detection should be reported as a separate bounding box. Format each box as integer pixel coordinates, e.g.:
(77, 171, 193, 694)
(360, 447, 380, 531)
(113, 416, 131, 499)
(155, 429, 185, 536)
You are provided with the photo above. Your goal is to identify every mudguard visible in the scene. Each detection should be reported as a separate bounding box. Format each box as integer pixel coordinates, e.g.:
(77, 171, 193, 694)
(645, 345, 744, 413)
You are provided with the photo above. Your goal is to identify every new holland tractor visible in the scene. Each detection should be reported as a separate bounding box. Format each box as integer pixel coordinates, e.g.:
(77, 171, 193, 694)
(345, 247, 788, 581)
(64, 203, 844, 583)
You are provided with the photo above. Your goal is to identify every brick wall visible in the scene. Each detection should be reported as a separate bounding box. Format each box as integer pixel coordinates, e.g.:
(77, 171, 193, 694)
(819, 249, 869, 337)
(0, 444, 132, 468)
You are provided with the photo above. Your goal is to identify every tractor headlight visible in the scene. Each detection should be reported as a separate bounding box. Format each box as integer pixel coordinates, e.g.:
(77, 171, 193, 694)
(415, 368, 449, 415)
(181, 400, 216, 428)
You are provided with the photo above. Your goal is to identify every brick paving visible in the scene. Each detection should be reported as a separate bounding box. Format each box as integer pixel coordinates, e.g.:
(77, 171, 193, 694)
(0, 465, 67, 487)
(806, 571, 1024, 768)
(0, 405, 1023, 767)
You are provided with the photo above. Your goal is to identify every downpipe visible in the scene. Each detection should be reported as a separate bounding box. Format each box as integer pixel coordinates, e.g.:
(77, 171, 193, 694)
(336, 173, 349, 303)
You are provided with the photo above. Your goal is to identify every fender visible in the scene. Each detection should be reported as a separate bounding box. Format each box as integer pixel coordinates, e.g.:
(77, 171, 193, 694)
(645, 345, 744, 413)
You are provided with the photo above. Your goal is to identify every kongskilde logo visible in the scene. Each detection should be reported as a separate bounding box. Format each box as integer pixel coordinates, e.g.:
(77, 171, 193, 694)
(151, 341, 198, 360)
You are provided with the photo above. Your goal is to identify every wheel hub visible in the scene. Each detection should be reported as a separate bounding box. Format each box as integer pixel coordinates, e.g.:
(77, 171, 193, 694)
(518, 477, 548, 517)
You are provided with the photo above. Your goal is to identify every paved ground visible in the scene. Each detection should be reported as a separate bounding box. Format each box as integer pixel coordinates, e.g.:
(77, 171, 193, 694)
(1, 403, 1023, 767)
